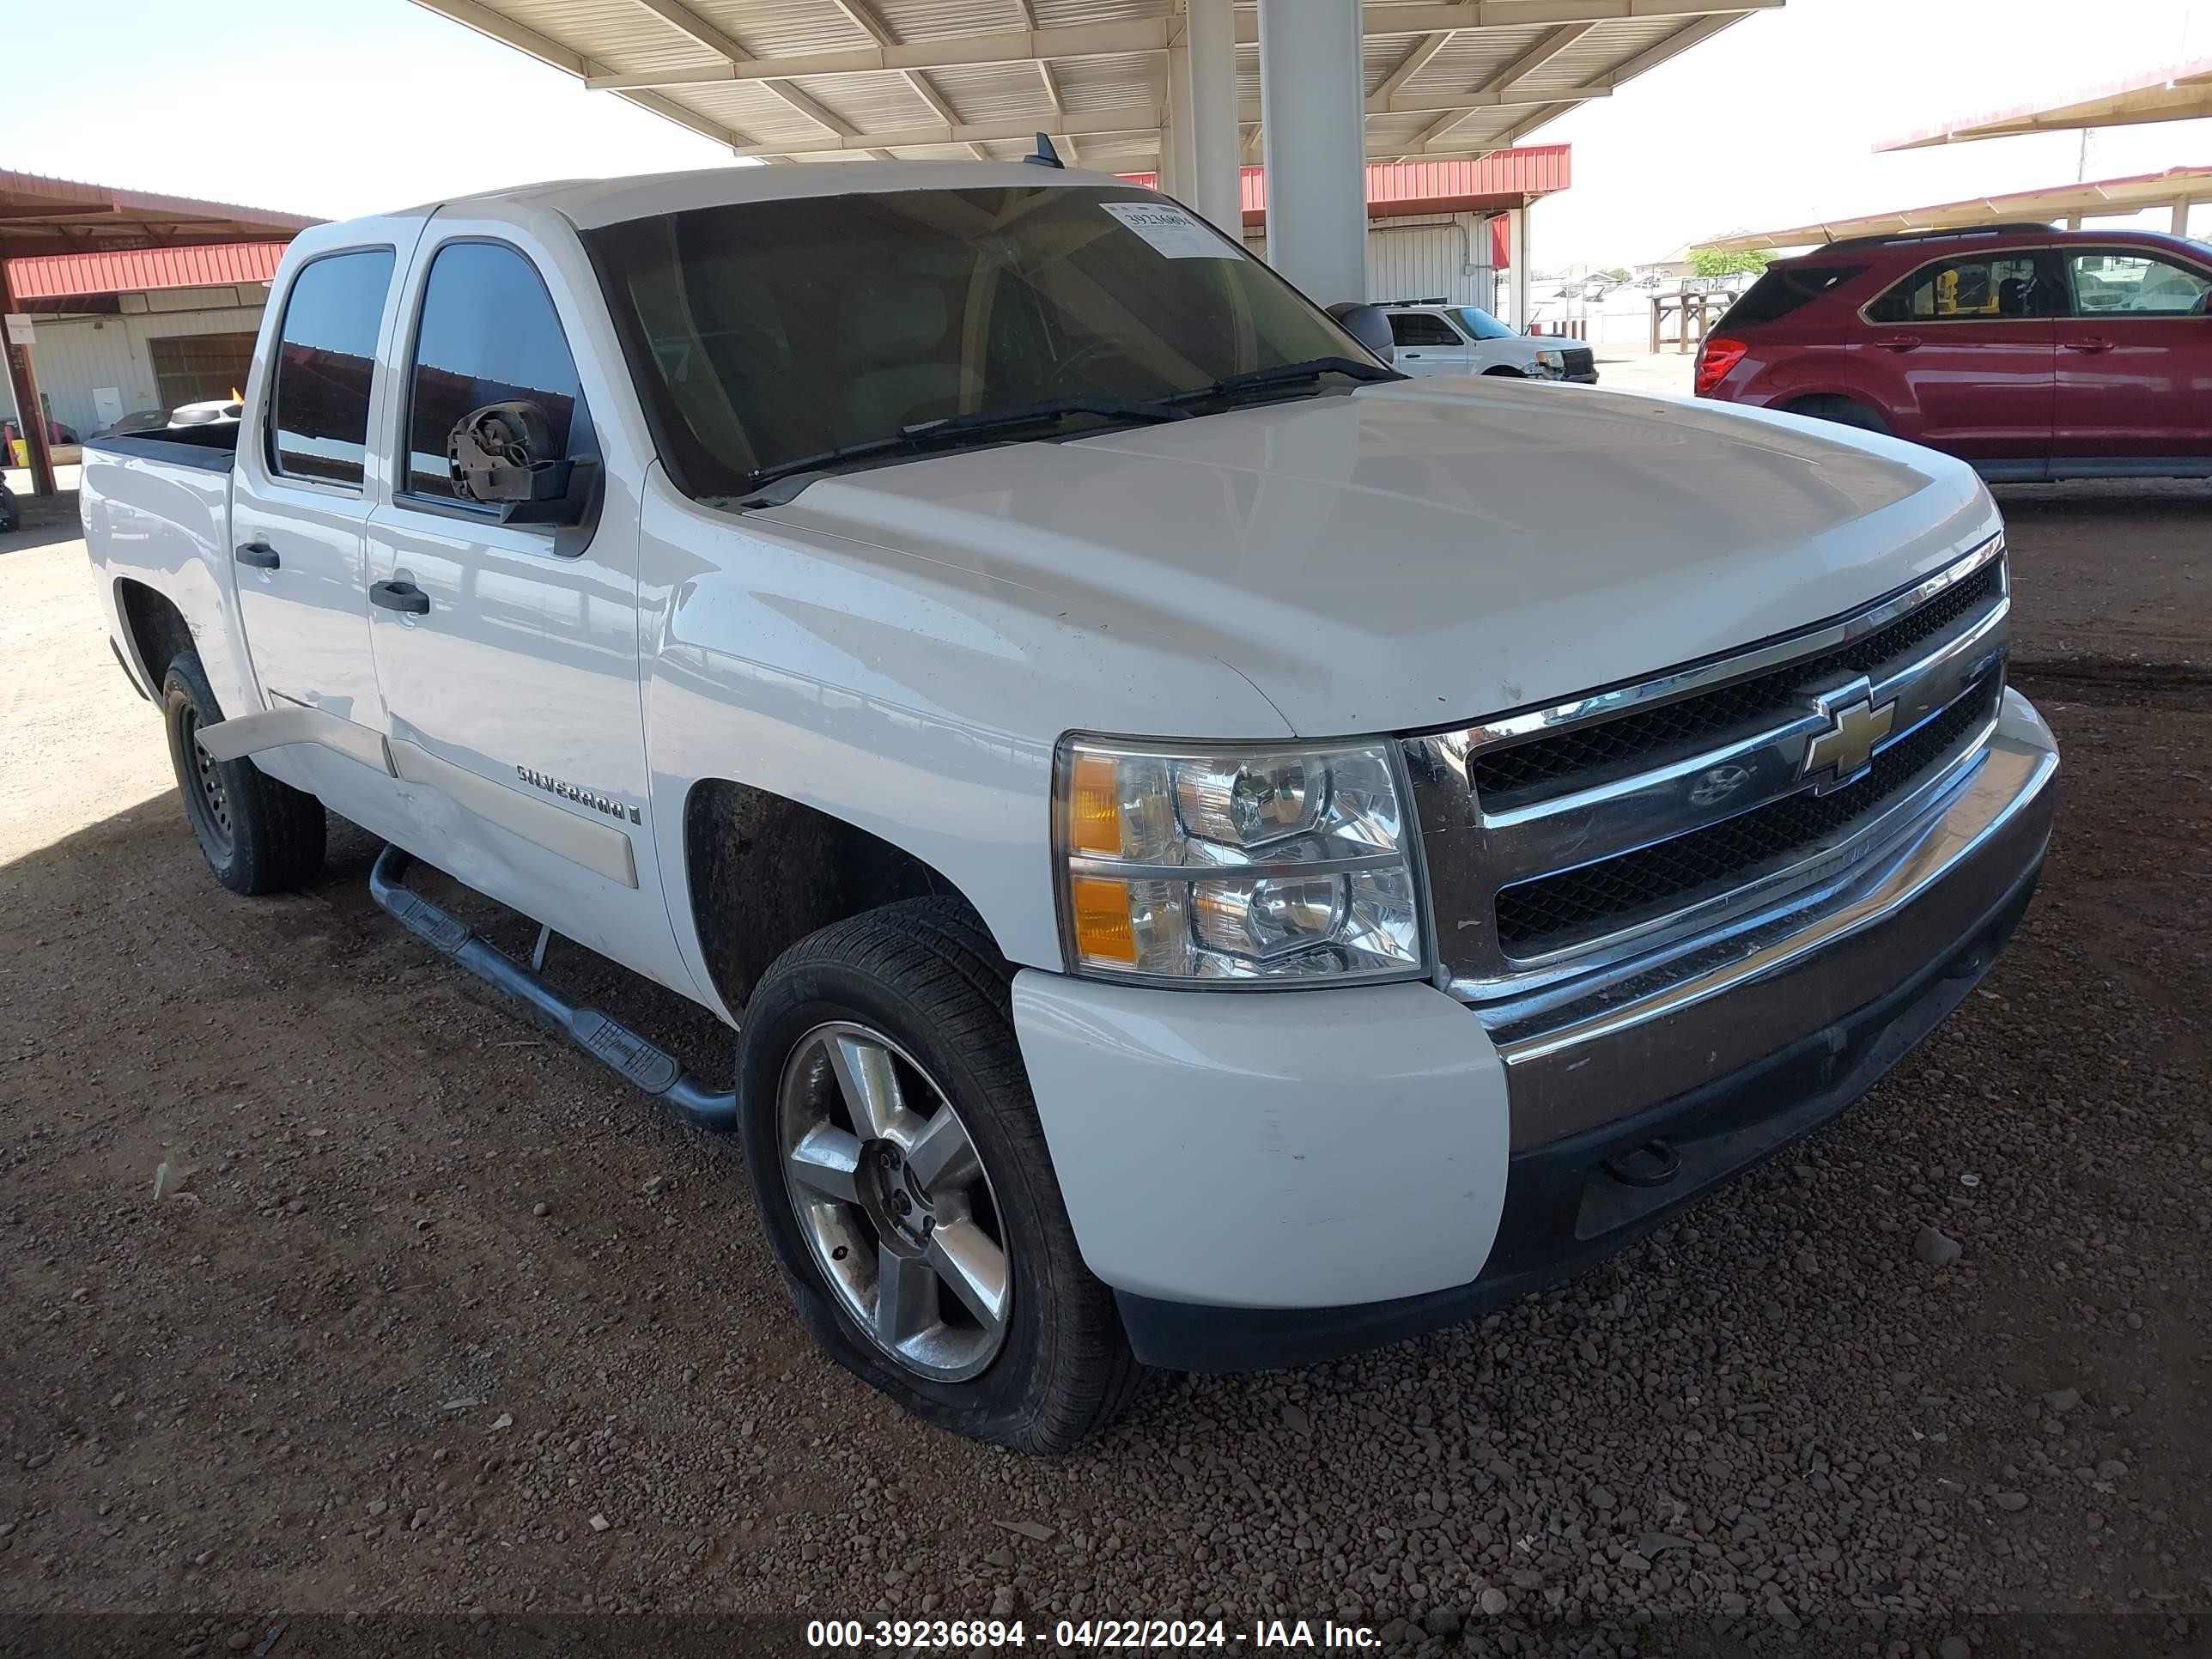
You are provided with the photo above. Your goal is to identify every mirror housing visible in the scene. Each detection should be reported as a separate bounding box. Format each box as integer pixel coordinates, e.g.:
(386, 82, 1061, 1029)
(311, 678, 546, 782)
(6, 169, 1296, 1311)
(448, 400, 594, 526)
(1327, 302, 1396, 368)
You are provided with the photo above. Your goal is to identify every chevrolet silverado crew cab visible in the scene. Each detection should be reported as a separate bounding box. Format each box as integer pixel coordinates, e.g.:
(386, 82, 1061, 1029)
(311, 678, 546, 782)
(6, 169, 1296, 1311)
(82, 161, 2056, 1453)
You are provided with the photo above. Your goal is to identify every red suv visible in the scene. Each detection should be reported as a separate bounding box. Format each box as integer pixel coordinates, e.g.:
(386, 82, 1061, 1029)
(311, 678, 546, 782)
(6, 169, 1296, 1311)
(1695, 225, 2212, 483)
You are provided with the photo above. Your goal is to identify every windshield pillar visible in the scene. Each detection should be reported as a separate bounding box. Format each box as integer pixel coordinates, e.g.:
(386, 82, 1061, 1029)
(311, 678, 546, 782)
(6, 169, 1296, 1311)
(1255, 3, 1370, 307)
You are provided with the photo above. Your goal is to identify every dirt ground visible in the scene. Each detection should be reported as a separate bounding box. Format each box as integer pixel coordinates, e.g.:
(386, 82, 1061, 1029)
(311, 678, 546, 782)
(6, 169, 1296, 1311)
(1, 477, 2207, 1658)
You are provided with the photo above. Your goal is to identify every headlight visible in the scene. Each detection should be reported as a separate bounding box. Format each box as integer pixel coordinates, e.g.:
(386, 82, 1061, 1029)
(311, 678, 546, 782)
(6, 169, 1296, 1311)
(1055, 737, 1428, 985)
(1534, 349, 1565, 372)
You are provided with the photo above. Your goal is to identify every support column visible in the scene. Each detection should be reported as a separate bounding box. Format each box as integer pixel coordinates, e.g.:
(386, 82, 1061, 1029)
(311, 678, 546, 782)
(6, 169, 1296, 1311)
(0, 260, 57, 498)
(1507, 205, 1529, 332)
(1162, 33, 1193, 198)
(1257, 0, 1369, 306)
(1158, 34, 1194, 200)
(1184, 0, 1243, 237)
(2172, 198, 2194, 237)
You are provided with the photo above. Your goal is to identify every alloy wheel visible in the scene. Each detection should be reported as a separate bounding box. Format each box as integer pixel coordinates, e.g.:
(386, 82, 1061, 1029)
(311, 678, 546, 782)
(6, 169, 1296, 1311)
(777, 1021, 1012, 1382)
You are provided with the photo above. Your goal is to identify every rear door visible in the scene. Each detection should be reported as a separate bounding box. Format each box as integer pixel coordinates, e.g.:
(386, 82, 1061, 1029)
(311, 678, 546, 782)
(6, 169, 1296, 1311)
(1388, 309, 1470, 376)
(1856, 246, 2059, 471)
(2052, 245, 2212, 462)
(232, 238, 410, 730)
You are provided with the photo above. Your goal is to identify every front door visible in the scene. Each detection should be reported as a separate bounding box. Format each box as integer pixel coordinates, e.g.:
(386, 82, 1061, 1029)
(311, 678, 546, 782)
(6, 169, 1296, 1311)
(364, 228, 663, 971)
(231, 240, 408, 731)
(1388, 310, 1470, 376)
(1853, 246, 2058, 468)
(2053, 246, 2212, 462)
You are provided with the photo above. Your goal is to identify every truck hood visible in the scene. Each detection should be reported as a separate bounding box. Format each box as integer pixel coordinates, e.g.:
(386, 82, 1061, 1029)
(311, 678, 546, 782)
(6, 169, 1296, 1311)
(750, 378, 1999, 737)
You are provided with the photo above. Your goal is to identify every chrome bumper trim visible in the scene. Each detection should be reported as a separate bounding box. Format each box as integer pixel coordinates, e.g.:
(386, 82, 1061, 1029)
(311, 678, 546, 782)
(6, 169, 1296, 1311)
(1475, 690, 2057, 1151)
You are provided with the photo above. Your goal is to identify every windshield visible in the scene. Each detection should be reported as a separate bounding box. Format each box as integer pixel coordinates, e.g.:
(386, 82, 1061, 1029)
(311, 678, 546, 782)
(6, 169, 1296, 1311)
(586, 185, 1370, 497)
(1455, 307, 1514, 341)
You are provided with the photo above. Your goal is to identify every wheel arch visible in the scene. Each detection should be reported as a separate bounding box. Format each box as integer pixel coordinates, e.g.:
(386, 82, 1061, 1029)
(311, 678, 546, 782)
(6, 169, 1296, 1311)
(683, 778, 994, 1016)
(114, 577, 197, 701)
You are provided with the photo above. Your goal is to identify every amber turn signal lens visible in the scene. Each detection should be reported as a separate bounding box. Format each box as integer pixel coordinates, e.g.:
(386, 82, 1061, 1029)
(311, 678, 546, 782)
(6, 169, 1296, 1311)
(1067, 752, 1122, 856)
(1069, 876, 1139, 963)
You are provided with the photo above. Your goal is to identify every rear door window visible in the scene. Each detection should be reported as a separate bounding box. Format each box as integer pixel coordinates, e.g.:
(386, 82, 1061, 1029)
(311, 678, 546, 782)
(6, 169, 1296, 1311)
(2065, 250, 2211, 315)
(1866, 252, 2051, 323)
(1389, 312, 1462, 347)
(403, 241, 591, 501)
(269, 249, 395, 488)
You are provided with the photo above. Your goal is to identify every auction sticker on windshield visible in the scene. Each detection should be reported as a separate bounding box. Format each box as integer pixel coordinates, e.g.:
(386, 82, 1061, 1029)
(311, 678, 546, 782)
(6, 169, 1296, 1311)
(1101, 201, 1232, 258)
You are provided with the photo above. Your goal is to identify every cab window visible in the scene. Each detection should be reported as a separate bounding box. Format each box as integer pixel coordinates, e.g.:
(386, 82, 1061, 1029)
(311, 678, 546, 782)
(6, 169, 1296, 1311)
(1389, 312, 1462, 348)
(1866, 252, 2048, 323)
(269, 249, 395, 488)
(403, 241, 592, 502)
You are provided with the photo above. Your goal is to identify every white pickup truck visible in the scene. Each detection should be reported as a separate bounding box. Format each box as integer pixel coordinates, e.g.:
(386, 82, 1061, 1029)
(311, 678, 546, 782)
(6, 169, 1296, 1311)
(82, 161, 2056, 1452)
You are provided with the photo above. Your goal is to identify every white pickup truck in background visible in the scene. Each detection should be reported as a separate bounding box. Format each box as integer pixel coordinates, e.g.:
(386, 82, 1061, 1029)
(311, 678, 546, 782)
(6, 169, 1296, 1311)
(81, 161, 2056, 1452)
(1379, 300, 1599, 381)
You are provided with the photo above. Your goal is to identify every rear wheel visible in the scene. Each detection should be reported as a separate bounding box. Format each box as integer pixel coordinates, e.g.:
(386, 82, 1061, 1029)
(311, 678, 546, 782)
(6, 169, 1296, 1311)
(1781, 394, 1890, 434)
(735, 896, 1141, 1451)
(161, 654, 326, 895)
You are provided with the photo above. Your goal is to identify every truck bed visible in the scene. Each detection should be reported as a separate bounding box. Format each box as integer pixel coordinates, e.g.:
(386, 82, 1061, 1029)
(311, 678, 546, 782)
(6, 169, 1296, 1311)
(82, 422, 239, 474)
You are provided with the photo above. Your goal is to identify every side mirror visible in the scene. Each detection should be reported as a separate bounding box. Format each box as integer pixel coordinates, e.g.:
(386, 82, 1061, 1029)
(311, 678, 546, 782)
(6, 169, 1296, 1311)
(1327, 302, 1396, 368)
(448, 400, 594, 526)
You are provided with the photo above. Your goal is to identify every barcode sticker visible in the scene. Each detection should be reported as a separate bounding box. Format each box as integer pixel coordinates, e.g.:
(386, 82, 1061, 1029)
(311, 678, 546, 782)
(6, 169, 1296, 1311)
(1100, 200, 1232, 258)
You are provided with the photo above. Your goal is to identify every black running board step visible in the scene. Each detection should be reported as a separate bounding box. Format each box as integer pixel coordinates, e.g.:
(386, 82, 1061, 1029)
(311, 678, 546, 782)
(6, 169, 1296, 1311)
(368, 843, 737, 1131)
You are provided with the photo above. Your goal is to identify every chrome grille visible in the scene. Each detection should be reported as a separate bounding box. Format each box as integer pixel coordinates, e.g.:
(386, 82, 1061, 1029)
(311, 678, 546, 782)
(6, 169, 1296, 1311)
(1404, 535, 2010, 996)
(1493, 672, 2001, 952)
(1470, 562, 2003, 802)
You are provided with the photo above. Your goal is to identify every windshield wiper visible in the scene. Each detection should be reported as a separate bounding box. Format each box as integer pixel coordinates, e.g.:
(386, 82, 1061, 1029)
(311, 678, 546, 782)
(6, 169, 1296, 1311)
(1166, 356, 1404, 408)
(909, 395, 1192, 441)
(736, 396, 1190, 503)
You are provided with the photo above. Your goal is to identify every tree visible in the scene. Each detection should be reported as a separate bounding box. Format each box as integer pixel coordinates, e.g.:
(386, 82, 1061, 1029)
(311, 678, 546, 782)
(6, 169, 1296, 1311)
(1599, 266, 1632, 284)
(1692, 246, 1773, 278)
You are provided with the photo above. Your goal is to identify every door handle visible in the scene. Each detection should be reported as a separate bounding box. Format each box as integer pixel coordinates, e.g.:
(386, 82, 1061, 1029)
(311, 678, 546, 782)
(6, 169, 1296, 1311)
(1401, 352, 1423, 359)
(370, 579, 430, 616)
(1876, 335, 1923, 352)
(235, 541, 279, 570)
(2063, 337, 2113, 354)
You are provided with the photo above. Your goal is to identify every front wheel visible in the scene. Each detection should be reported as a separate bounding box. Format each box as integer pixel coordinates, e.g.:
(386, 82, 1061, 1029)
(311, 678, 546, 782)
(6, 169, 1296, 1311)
(735, 897, 1141, 1452)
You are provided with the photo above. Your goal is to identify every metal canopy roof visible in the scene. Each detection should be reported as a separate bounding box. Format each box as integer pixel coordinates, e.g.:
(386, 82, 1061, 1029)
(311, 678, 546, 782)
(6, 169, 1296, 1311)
(414, 0, 1778, 172)
(1702, 165, 2212, 251)
(1880, 58, 2212, 151)
(0, 168, 319, 264)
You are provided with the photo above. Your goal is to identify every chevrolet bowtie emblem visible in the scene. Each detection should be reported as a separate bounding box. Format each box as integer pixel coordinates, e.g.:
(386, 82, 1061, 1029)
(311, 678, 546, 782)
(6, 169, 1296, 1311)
(1800, 677, 1896, 789)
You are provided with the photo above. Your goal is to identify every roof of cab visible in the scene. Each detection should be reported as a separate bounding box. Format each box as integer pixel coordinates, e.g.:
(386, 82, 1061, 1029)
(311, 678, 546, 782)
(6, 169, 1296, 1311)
(507, 160, 1130, 232)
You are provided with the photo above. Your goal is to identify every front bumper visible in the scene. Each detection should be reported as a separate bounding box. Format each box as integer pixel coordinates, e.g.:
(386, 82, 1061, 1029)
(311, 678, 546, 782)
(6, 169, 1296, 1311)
(1018, 690, 2057, 1373)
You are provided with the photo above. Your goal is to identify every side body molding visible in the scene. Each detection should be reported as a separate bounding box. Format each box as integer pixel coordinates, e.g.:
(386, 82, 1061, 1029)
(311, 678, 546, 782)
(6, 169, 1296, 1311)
(193, 711, 641, 891)
(194, 704, 397, 776)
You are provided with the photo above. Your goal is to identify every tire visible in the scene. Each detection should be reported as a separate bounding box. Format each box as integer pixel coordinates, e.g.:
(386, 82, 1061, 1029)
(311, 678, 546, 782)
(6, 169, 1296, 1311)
(1782, 395, 1890, 434)
(160, 653, 326, 896)
(735, 896, 1142, 1452)
(1480, 365, 1526, 378)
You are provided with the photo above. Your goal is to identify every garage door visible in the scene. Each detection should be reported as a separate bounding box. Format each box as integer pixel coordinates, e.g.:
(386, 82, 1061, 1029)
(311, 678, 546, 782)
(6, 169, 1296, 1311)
(149, 331, 258, 412)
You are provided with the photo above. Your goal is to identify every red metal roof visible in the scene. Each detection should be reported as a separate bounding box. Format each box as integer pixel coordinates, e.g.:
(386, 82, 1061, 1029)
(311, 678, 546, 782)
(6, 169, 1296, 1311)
(1120, 146, 1571, 226)
(6, 240, 291, 301)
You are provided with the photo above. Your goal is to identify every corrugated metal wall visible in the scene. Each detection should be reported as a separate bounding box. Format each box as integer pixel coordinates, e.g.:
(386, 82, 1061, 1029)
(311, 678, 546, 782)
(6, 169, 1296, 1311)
(1244, 214, 1499, 311)
(0, 294, 266, 434)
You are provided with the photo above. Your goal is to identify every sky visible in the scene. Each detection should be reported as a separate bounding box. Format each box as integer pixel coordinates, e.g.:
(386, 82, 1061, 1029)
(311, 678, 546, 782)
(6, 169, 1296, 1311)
(5, 0, 2210, 269)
